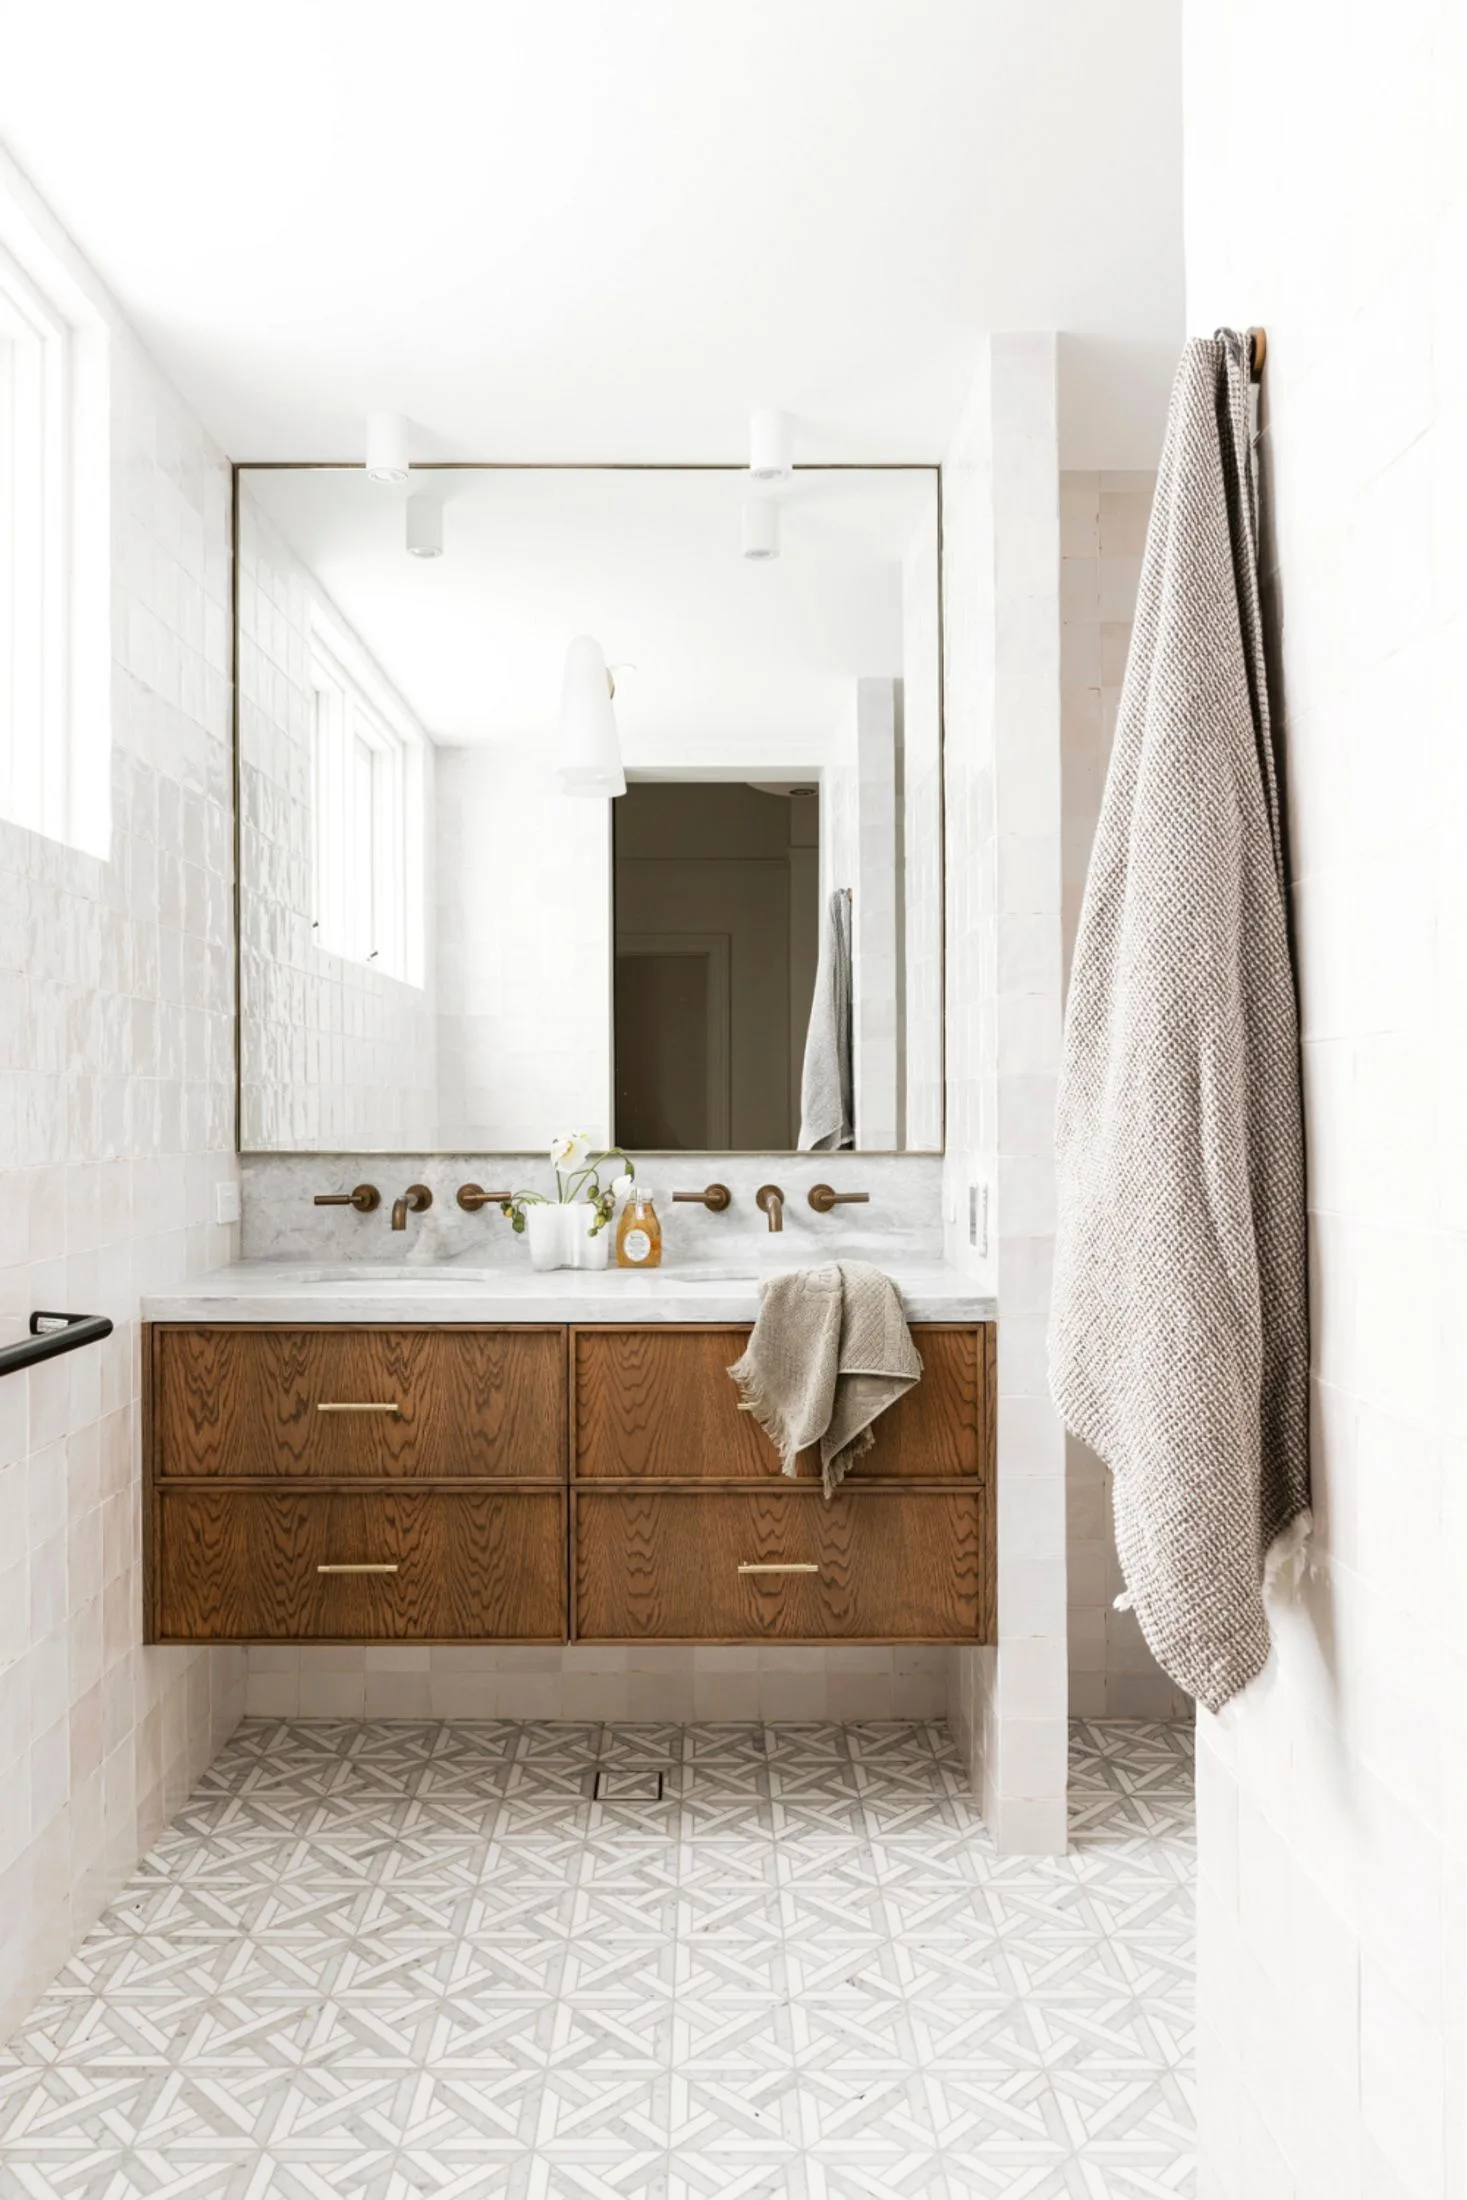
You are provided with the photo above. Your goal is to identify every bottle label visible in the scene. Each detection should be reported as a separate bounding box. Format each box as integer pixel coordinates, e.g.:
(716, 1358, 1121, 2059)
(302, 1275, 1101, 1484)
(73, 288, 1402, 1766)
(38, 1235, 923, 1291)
(622, 1227, 652, 1263)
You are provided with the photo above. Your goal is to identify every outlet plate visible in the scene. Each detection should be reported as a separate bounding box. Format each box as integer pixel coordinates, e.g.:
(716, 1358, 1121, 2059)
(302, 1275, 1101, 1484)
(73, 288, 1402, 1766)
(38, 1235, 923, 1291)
(214, 1181, 241, 1226)
(968, 1180, 989, 1257)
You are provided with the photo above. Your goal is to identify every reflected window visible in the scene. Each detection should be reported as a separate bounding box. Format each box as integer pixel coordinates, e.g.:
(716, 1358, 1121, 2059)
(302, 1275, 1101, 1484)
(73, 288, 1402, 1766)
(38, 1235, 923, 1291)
(308, 626, 423, 982)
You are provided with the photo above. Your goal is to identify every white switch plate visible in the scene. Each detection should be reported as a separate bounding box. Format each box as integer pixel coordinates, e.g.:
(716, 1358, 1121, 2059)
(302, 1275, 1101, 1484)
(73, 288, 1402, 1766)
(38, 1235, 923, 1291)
(214, 1181, 241, 1226)
(968, 1180, 989, 1257)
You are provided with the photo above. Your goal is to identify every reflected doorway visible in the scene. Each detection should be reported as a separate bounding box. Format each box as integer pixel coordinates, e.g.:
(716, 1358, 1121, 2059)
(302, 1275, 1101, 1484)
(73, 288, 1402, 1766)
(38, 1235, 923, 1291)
(613, 783, 819, 1150)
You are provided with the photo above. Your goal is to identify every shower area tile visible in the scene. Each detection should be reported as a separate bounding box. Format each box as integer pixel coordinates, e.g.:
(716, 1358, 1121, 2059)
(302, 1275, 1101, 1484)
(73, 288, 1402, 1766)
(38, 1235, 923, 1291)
(0, 1718, 1195, 2198)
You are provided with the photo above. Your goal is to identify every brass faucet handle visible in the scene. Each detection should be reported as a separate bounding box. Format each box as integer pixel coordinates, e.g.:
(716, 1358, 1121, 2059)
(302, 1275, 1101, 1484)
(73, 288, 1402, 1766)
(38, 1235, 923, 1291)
(672, 1184, 732, 1212)
(314, 1185, 381, 1213)
(808, 1184, 871, 1214)
(457, 1184, 514, 1213)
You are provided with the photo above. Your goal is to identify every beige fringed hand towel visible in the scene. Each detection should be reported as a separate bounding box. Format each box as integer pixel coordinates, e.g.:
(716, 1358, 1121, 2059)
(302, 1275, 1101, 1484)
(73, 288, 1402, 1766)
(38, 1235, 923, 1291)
(729, 1262, 921, 1499)
(1049, 329, 1310, 1714)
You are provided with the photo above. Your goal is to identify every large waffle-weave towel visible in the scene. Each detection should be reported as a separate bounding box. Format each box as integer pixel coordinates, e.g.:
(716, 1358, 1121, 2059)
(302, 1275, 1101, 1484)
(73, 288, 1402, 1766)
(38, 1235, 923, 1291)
(1049, 329, 1310, 1713)
(729, 1262, 921, 1499)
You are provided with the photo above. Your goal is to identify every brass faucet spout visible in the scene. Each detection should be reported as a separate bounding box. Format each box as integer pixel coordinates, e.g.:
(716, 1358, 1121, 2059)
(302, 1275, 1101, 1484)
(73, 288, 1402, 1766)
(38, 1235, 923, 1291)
(755, 1185, 785, 1234)
(391, 1184, 433, 1232)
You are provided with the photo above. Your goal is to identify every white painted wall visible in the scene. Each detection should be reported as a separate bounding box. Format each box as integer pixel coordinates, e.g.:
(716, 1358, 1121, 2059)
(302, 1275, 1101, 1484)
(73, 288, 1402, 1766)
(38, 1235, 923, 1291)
(1185, 3, 1465, 2194)
(434, 746, 612, 1149)
(1058, 467, 1189, 1722)
(0, 154, 244, 2038)
(237, 495, 438, 1151)
(943, 334, 1070, 1856)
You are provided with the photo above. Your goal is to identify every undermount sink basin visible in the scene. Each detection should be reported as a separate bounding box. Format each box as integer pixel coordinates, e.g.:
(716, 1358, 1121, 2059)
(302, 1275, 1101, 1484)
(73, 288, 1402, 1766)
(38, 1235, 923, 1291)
(286, 1264, 503, 1284)
(270, 1261, 775, 1288)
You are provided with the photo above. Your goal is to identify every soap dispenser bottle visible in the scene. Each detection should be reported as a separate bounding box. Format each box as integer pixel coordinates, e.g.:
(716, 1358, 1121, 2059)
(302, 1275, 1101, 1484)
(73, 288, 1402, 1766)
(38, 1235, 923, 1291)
(615, 1187, 662, 1269)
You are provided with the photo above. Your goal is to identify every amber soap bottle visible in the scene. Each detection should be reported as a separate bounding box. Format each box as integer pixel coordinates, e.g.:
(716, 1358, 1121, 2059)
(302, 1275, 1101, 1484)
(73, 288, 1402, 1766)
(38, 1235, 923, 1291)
(615, 1188, 662, 1269)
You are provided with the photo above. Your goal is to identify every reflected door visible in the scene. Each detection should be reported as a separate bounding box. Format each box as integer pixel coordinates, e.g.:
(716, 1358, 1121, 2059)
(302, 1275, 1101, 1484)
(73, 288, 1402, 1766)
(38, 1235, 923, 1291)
(614, 936, 731, 1148)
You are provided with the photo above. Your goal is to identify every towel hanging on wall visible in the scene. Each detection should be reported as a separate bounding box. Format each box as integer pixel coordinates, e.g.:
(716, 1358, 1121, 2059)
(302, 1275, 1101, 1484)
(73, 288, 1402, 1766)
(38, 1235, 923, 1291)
(1049, 328, 1310, 1713)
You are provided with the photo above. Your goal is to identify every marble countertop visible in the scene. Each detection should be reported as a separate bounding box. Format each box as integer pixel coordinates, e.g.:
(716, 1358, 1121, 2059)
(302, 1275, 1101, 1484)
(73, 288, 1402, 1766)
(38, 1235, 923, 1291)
(141, 1258, 996, 1326)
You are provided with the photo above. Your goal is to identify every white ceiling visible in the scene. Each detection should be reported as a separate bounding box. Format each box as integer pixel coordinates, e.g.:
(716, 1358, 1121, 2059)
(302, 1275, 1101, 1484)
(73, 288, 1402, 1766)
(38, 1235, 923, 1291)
(0, 1, 1182, 467)
(245, 466, 935, 758)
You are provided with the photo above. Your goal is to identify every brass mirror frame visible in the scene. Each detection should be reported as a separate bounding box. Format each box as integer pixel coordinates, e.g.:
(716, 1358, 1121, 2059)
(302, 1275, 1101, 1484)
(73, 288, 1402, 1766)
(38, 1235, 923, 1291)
(230, 459, 946, 1159)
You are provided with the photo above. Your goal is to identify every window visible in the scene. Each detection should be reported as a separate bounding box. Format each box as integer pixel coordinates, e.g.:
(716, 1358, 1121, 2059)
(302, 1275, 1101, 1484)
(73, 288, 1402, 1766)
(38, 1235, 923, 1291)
(0, 170, 109, 856)
(309, 625, 424, 983)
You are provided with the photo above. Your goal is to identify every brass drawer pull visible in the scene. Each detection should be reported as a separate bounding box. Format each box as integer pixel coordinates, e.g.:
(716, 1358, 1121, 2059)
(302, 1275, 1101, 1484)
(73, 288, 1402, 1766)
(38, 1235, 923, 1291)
(738, 1562, 820, 1576)
(316, 1402, 401, 1414)
(316, 1562, 400, 1575)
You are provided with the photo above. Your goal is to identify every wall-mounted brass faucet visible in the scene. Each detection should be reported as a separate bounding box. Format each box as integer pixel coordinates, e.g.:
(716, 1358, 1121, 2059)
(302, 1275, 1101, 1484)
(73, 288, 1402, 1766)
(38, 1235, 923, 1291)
(808, 1185, 870, 1214)
(313, 1185, 381, 1213)
(672, 1185, 732, 1211)
(391, 1184, 433, 1231)
(456, 1184, 513, 1212)
(755, 1185, 785, 1233)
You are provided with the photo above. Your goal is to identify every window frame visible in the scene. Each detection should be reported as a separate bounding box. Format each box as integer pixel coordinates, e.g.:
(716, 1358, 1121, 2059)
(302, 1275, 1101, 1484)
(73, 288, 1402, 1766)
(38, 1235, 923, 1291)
(307, 619, 425, 986)
(0, 238, 71, 843)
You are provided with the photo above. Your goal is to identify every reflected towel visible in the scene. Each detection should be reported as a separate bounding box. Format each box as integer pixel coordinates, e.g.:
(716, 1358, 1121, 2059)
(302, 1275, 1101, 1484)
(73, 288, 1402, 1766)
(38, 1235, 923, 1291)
(798, 888, 854, 1150)
(729, 1261, 922, 1500)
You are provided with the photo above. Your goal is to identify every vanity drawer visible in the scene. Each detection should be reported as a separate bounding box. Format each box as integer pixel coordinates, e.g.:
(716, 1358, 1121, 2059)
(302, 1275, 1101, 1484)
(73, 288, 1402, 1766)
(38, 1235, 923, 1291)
(150, 1325, 566, 1481)
(573, 1487, 986, 1641)
(150, 1487, 567, 1641)
(572, 1324, 990, 1482)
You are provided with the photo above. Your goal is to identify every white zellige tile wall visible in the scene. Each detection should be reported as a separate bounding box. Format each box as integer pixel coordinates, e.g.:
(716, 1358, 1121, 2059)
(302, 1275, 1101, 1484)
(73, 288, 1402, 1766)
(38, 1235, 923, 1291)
(1186, 2, 1465, 2194)
(237, 489, 438, 1151)
(942, 335, 1071, 1856)
(1059, 468, 1190, 1724)
(0, 154, 245, 2039)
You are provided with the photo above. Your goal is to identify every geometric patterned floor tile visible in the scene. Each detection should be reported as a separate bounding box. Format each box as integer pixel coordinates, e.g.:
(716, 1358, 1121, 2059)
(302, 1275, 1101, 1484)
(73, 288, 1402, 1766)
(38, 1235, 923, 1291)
(0, 1719, 1195, 2200)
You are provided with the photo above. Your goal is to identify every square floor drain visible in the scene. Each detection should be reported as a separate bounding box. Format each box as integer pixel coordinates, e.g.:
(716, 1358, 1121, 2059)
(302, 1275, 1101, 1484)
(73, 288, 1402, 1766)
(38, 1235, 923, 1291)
(594, 1769, 666, 1802)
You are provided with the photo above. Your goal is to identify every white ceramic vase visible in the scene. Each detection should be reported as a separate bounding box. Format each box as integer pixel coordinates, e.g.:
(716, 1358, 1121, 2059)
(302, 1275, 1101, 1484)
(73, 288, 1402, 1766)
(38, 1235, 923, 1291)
(569, 1209, 610, 1269)
(526, 1203, 569, 1272)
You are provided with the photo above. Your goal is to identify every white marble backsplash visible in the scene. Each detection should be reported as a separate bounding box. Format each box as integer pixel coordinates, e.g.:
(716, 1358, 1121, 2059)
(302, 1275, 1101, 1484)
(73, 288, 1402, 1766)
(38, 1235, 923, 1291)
(240, 1151, 947, 1266)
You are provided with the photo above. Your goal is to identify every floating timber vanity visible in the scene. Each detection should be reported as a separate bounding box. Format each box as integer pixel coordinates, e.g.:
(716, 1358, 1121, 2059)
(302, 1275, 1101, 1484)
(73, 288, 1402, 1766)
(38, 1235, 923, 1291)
(142, 1273, 995, 1650)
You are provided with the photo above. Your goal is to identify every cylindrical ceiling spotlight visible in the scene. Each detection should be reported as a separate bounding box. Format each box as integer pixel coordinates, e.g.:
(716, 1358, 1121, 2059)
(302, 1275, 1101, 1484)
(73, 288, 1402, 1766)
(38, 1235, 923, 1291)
(749, 407, 793, 481)
(742, 496, 780, 561)
(365, 411, 410, 482)
(557, 636, 626, 797)
(405, 493, 443, 559)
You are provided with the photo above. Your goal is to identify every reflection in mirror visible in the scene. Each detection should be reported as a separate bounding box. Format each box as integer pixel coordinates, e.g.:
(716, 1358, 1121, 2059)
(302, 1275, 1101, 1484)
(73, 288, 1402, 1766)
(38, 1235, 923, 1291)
(236, 467, 941, 1154)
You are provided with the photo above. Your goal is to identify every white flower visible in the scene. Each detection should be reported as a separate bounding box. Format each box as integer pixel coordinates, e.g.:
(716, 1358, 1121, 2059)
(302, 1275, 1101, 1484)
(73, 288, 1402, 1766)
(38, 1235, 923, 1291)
(612, 1173, 634, 1200)
(550, 1131, 589, 1172)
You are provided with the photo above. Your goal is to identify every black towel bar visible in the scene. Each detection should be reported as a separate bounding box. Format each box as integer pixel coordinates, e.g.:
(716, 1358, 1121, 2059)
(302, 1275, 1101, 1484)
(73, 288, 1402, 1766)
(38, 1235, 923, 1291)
(0, 1311, 114, 1378)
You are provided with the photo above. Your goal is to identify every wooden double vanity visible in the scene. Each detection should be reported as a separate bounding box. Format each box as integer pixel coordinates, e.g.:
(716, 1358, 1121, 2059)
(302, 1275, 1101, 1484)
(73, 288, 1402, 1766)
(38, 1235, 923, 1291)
(144, 1320, 995, 1648)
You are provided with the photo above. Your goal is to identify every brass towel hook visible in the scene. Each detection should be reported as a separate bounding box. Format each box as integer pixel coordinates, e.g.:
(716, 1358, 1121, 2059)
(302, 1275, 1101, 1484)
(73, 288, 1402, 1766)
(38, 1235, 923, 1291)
(1249, 328, 1267, 380)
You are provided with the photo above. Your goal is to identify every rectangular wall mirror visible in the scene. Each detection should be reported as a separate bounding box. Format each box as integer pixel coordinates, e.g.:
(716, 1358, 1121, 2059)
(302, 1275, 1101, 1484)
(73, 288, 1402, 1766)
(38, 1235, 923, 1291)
(235, 465, 942, 1154)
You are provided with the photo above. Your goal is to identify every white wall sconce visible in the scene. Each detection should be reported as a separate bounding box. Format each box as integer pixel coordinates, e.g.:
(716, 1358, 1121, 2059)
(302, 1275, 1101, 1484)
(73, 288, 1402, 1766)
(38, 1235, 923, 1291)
(749, 408, 793, 481)
(405, 493, 443, 558)
(742, 496, 780, 561)
(558, 635, 626, 797)
(365, 411, 411, 482)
